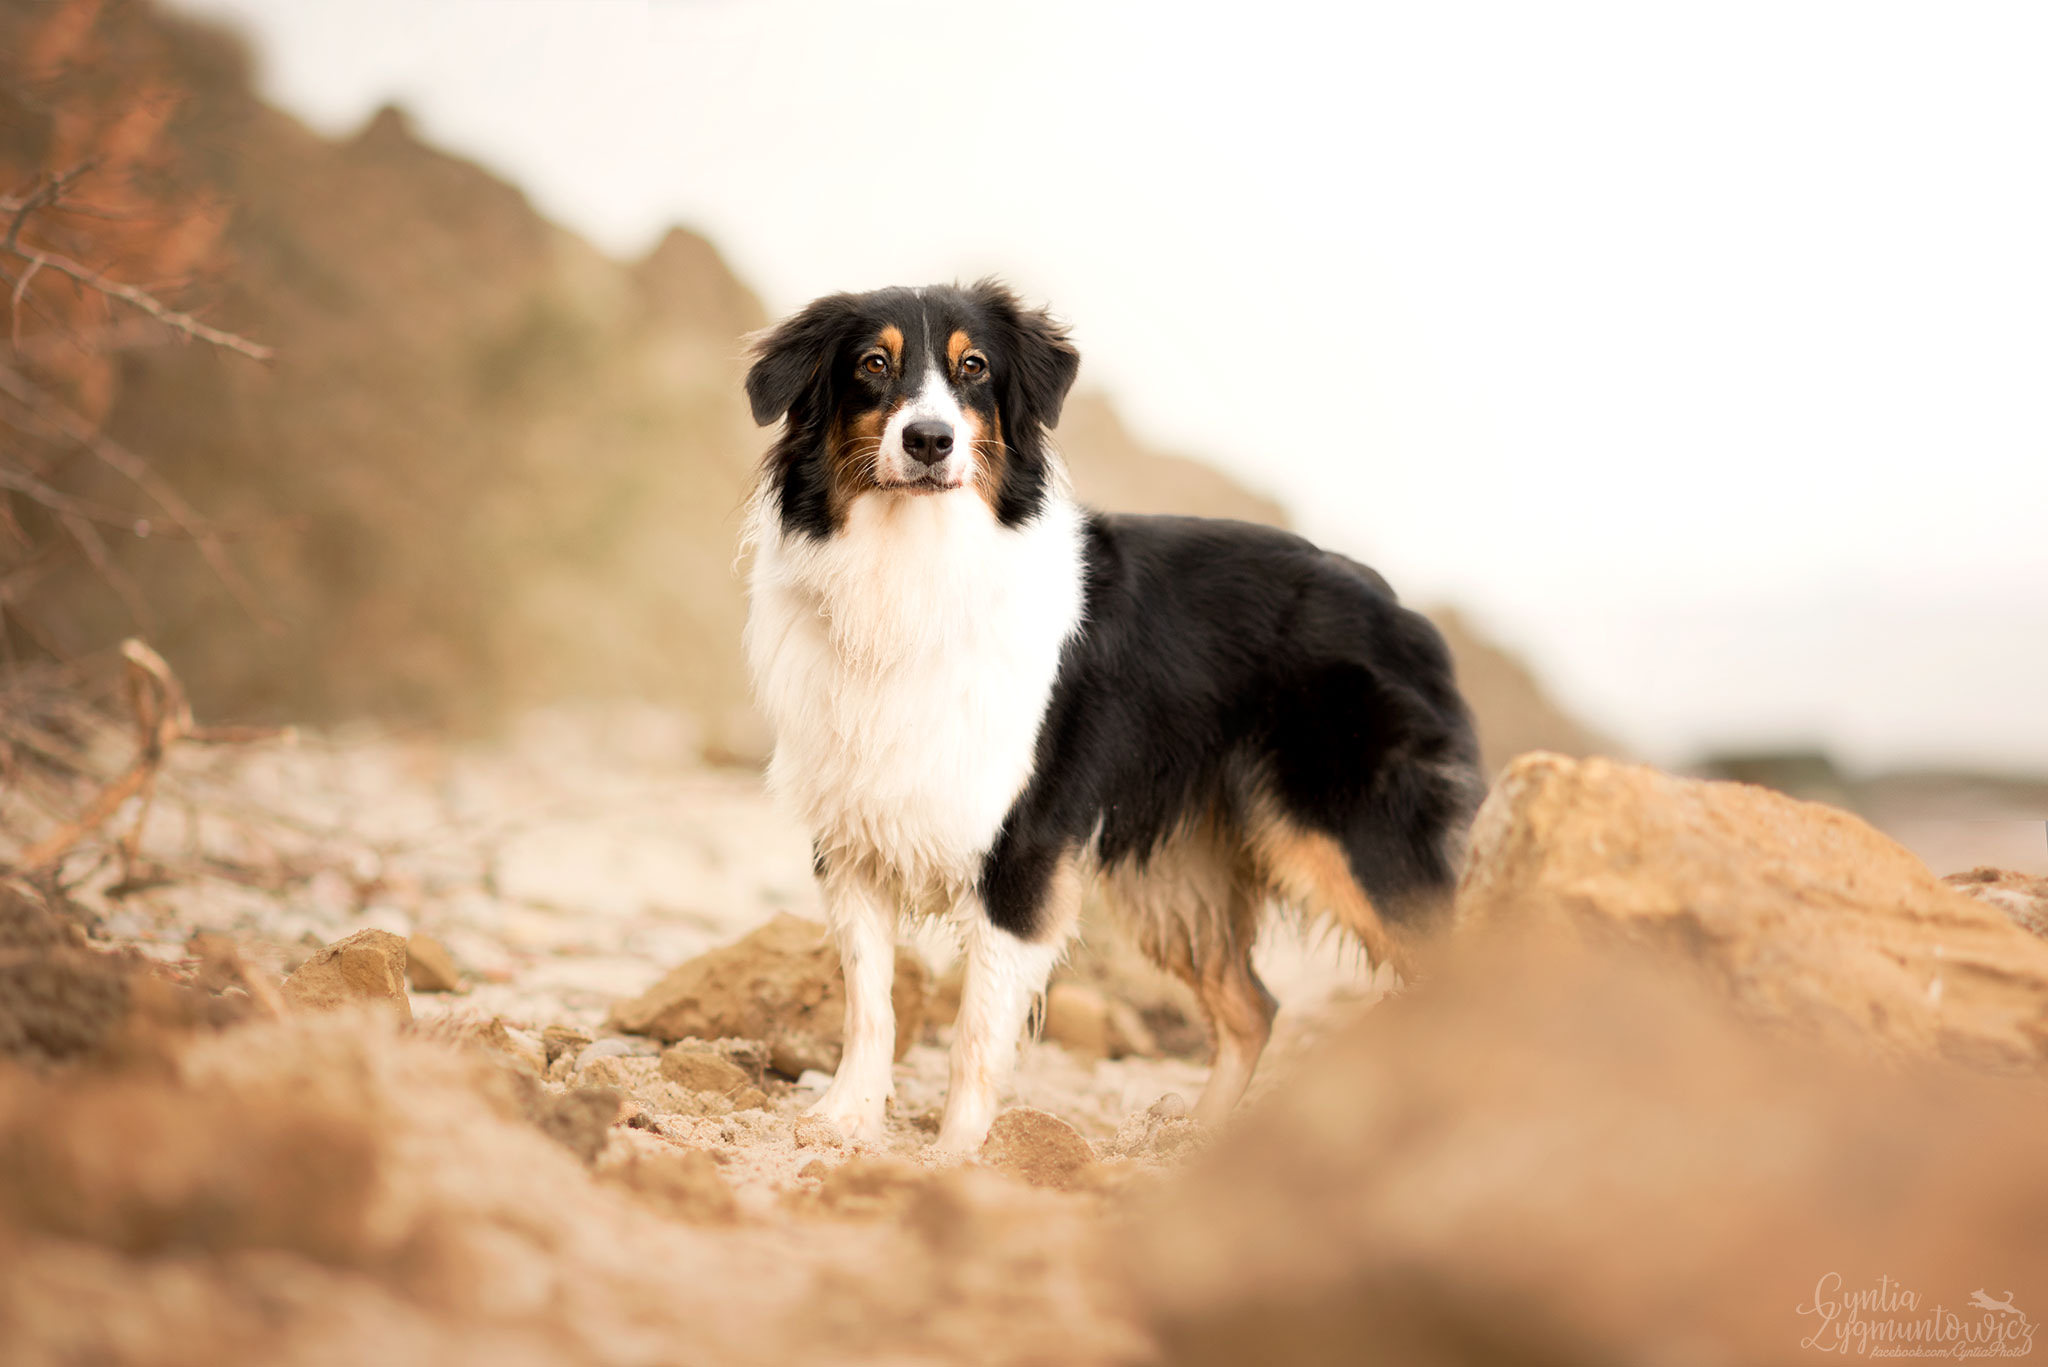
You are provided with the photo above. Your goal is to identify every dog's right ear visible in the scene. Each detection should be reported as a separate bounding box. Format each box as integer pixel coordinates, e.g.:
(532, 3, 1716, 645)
(745, 294, 860, 426)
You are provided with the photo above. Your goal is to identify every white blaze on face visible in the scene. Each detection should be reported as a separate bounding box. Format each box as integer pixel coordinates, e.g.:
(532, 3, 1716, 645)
(878, 365, 971, 487)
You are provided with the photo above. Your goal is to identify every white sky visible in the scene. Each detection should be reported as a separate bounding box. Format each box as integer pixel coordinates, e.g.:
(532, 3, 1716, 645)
(173, 0, 2048, 773)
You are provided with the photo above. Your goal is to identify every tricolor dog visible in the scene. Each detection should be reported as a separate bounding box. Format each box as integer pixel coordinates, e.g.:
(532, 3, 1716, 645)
(742, 281, 1482, 1152)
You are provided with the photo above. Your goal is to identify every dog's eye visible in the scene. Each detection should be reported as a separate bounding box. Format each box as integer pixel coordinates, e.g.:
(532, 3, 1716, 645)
(960, 354, 987, 377)
(861, 353, 888, 376)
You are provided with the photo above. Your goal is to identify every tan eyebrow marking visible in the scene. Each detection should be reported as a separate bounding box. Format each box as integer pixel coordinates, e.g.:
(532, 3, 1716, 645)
(878, 325, 904, 364)
(948, 329, 973, 367)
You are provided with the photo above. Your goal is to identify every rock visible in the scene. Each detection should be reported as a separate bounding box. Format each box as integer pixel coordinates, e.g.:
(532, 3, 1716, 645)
(469, 1018, 546, 1078)
(1944, 866, 2048, 939)
(278, 929, 411, 1024)
(602, 1149, 737, 1224)
(403, 933, 463, 992)
(540, 1024, 592, 1064)
(1456, 754, 2048, 1069)
(659, 1045, 753, 1097)
(713, 1036, 771, 1085)
(792, 1114, 846, 1150)
(979, 1107, 1095, 1190)
(1124, 933, 2048, 1367)
(605, 913, 928, 1077)
(1109, 1094, 1204, 1162)
(573, 1037, 635, 1071)
(2, 891, 237, 1065)
(184, 931, 245, 994)
(652, 1045, 768, 1111)
(529, 1086, 621, 1166)
(576, 1055, 643, 1091)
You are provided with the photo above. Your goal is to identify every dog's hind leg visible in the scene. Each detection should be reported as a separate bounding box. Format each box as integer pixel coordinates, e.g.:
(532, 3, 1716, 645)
(807, 858, 899, 1145)
(1185, 890, 1279, 1126)
(1106, 820, 1276, 1126)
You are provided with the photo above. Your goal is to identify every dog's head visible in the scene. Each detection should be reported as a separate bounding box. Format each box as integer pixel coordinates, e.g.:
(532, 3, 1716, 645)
(746, 281, 1080, 536)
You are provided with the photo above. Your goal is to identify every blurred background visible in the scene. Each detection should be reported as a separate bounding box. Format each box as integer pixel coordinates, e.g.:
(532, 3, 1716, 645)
(2, 0, 2043, 869)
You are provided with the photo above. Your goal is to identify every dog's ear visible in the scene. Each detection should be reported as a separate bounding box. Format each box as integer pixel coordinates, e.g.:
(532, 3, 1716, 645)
(970, 278, 1080, 431)
(745, 294, 860, 426)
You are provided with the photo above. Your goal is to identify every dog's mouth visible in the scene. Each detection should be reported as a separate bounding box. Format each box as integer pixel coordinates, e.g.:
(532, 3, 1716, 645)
(881, 475, 963, 495)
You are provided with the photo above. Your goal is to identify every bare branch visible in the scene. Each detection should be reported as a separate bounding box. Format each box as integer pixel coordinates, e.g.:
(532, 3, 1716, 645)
(1, 235, 273, 361)
(2, 161, 97, 253)
(0, 195, 153, 224)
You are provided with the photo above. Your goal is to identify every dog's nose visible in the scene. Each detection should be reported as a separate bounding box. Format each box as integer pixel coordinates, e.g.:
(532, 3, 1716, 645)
(900, 419, 954, 467)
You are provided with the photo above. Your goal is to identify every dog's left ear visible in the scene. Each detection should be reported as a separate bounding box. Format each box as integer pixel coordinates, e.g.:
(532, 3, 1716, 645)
(745, 293, 860, 426)
(970, 279, 1080, 431)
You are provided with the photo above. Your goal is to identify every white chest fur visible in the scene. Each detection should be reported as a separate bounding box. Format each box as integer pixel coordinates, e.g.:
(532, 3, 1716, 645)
(745, 489, 1086, 902)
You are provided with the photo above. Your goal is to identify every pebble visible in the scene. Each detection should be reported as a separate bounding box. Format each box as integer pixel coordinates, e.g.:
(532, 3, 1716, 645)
(574, 1038, 635, 1071)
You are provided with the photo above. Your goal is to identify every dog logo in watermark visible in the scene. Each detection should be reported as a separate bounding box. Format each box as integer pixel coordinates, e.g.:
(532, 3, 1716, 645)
(1799, 1273, 2036, 1357)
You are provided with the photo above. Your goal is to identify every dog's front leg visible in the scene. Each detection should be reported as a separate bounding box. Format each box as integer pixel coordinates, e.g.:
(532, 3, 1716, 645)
(934, 905, 1066, 1155)
(806, 859, 898, 1144)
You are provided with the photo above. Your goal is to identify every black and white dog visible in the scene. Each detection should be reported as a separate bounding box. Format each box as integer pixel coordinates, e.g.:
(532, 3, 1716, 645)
(743, 282, 1482, 1152)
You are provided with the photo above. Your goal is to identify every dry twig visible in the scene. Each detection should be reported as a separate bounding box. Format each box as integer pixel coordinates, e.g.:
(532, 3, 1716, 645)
(13, 639, 289, 873)
(2, 160, 272, 363)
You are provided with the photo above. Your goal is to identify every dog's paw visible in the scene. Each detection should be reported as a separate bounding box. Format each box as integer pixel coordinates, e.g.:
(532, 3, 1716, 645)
(803, 1094, 886, 1147)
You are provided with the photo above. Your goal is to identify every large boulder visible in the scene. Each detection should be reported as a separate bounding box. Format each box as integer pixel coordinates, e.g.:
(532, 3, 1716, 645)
(605, 913, 926, 1077)
(1456, 753, 2048, 1069)
(1126, 935, 2048, 1366)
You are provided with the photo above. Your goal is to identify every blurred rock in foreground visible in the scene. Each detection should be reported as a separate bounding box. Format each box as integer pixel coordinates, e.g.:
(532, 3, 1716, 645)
(1127, 932, 2048, 1367)
(1459, 753, 2048, 1070)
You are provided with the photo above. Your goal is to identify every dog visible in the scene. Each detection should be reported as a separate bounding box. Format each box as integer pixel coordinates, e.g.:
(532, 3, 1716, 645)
(742, 281, 1482, 1152)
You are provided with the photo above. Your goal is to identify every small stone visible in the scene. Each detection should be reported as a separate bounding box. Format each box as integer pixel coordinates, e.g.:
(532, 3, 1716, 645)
(574, 1037, 634, 1071)
(980, 1106, 1095, 1189)
(185, 931, 245, 994)
(404, 933, 464, 992)
(715, 1037, 772, 1085)
(541, 1024, 593, 1064)
(797, 1158, 831, 1180)
(279, 929, 411, 1023)
(578, 1055, 639, 1089)
(792, 1114, 846, 1150)
(1111, 1093, 1205, 1162)
(471, 1018, 546, 1077)
(532, 1087, 621, 1166)
(660, 1046, 753, 1097)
